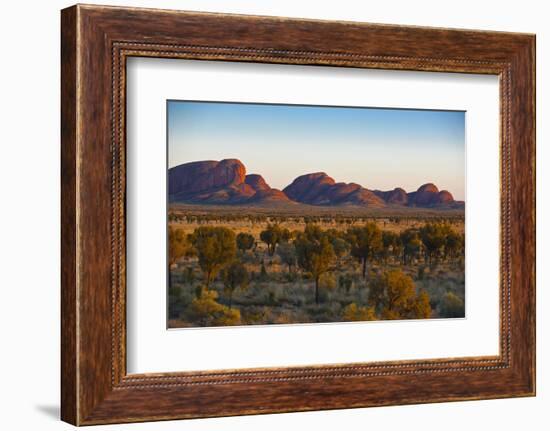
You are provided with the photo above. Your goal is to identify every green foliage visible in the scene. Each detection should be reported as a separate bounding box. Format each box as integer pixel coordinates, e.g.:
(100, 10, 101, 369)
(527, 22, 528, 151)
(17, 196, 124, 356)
(189, 226, 236, 287)
(236, 232, 255, 253)
(346, 223, 383, 278)
(294, 224, 336, 304)
(220, 261, 249, 308)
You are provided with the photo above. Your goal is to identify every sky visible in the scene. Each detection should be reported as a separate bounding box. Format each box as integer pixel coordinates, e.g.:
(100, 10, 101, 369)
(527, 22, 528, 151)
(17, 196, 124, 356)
(167, 100, 465, 200)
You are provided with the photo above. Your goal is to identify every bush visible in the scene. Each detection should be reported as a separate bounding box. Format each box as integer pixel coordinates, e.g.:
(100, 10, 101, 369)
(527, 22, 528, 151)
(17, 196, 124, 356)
(187, 289, 241, 326)
(439, 292, 465, 318)
(369, 269, 432, 319)
(342, 303, 376, 322)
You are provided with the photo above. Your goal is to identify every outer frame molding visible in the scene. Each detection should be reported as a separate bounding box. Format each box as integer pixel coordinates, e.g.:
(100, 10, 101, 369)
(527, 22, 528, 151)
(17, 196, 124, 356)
(61, 4, 535, 425)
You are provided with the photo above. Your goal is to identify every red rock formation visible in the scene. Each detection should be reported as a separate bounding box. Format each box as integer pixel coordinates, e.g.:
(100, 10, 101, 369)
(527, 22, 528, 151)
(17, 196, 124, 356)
(283, 173, 384, 207)
(346, 189, 386, 207)
(168, 159, 245, 196)
(168, 159, 460, 209)
(413, 183, 440, 205)
(245, 174, 271, 192)
(373, 187, 408, 205)
(438, 190, 454, 204)
(250, 188, 292, 203)
(283, 172, 336, 204)
(168, 160, 289, 205)
(407, 183, 456, 207)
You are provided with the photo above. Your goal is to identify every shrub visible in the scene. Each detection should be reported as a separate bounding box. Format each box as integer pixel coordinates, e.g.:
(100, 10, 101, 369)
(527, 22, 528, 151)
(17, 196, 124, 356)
(342, 303, 376, 322)
(188, 289, 241, 326)
(439, 292, 465, 318)
(369, 269, 432, 320)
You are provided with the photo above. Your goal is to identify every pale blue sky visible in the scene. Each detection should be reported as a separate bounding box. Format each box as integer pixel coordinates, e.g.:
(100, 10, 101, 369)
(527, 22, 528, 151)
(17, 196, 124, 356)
(168, 101, 465, 200)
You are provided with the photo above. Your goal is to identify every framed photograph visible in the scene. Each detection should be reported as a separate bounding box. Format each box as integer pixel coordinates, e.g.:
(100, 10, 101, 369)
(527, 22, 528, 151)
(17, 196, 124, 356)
(61, 4, 535, 425)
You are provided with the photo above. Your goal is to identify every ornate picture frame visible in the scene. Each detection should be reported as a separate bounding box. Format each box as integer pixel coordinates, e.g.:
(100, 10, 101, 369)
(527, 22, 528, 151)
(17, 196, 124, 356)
(61, 4, 535, 425)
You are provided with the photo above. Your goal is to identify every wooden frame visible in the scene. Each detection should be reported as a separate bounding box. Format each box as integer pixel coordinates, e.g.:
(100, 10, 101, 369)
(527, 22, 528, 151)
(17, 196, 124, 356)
(61, 4, 535, 426)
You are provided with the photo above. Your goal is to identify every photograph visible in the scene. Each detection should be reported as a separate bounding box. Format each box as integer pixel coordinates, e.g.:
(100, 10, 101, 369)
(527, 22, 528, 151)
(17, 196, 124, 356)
(52, 3, 537, 426)
(167, 101, 466, 328)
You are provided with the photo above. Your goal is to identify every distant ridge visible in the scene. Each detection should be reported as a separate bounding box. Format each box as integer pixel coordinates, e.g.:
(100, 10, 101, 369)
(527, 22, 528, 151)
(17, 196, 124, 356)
(168, 159, 464, 209)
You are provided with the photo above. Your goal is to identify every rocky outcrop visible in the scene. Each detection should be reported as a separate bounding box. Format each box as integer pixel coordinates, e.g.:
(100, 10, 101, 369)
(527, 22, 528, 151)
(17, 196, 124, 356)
(373, 187, 409, 205)
(437, 190, 455, 204)
(168, 159, 290, 205)
(406, 183, 459, 207)
(283, 173, 385, 207)
(169, 159, 462, 209)
(245, 174, 271, 192)
(168, 159, 245, 196)
(249, 188, 291, 203)
(283, 173, 335, 204)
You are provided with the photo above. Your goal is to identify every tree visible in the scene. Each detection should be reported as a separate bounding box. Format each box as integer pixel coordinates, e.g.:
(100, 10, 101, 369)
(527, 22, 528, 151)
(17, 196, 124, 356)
(189, 226, 236, 288)
(419, 223, 448, 264)
(380, 230, 399, 264)
(168, 226, 189, 266)
(400, 228, 422, 265)
(168, 226, 190, 289)
(279, 227, 293, 243)
(276, 242, 296, 273)
(260, 223, 283, 256)
(385, 270, 415, 314)
(412, 289, 432, 319)
(220, 261, 249, 308)
(326, 230, 351, 264)
(444, 230, 464, 261)
(236, 232, 255, 254)
(294, 224, 336, 304)
(368, 269, 432, 320)
(346, 223, 383, 279)
(342, 303, 376, 322)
